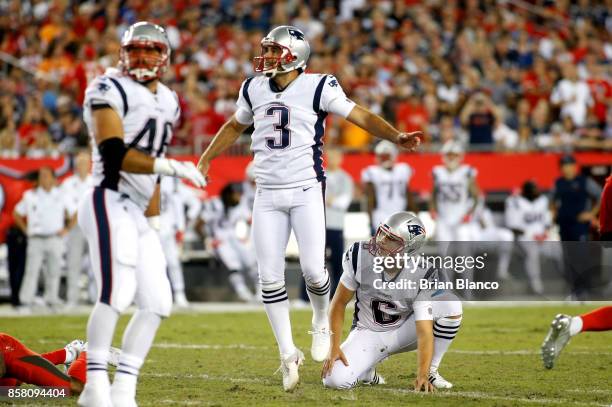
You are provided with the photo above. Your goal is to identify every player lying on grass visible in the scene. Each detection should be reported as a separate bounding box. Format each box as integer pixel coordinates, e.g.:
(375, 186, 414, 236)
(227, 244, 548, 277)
(0, 333, 120, 394)
(541, 306, 612, 369)
(321, 212, 462, 391)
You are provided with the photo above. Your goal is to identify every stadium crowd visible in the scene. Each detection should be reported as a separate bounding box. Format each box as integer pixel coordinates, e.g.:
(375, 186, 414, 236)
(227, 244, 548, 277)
(0, 0, 610, 157)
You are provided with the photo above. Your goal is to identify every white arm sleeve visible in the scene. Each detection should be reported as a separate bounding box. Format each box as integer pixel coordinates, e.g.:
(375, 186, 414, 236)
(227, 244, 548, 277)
(339, 244, 359, 291)
(235, 79, 254, 125)
(14, 193, 28, 216)
(319, 75, 356, 118)
(84, 75, 127, 118)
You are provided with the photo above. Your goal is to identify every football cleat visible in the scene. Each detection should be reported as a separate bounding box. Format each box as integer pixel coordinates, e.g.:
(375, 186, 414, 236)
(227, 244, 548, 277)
(362, 368, 386, 386)
(429, 368, 453, 389)
(110, 385, 137, 407)
(64, 339, 86, 366)
(541, 313, 572, 369)
(276, 348, 304, 392)
(309, 326, 331, 362)
(77, 383, 113, 407)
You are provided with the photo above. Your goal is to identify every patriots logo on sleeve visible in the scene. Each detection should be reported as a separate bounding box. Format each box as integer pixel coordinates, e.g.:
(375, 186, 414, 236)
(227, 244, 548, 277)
(97, 81, 111, 93)
(288, 29, 305, 40)
(328, 77, 339, 87)
(407, 224, 425, 238)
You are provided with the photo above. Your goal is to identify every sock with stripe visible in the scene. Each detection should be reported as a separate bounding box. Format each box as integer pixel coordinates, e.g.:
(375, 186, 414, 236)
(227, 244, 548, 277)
(112, 310, 161, 398)
(431, 316, 462, 372)
(261, 282, 296, 358)
(86, 302, 119, 386)
(306, 270, 331, 329)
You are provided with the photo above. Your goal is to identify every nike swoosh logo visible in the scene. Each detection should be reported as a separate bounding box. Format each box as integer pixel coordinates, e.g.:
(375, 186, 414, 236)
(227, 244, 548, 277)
(303, 186, 313, 191)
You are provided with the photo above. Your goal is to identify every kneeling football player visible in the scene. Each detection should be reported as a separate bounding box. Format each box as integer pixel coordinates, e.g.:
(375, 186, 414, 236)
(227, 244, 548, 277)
(321, 212, 462, 391)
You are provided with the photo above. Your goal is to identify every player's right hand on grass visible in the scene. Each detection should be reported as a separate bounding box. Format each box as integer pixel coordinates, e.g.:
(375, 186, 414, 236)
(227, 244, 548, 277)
(154, 158, 207, 188)
(321, 347, 348, 378)
(414, 374, 435, 393)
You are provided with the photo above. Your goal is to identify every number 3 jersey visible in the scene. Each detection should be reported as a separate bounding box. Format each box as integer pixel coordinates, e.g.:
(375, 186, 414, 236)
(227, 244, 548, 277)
(432, 164, 477, 225)
(339, 241, 438, 332)
(83, 68, 180, 210)
(234, 73, 355, 189)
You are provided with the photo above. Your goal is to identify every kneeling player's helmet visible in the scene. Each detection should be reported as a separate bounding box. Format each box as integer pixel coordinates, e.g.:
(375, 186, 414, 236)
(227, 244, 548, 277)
(369, 212, 426, 257)
(374, 140, 398, 169)
(253, 26, 310, 77)
(120, 22, 171, 83)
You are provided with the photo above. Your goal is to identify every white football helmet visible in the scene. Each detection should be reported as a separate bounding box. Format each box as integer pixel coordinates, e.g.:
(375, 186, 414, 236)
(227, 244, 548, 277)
(119, 21, 171, 83)
(374, 140, 398, 169)
(253, 26, 310, 78)
(441, 140, 464, 170)
(369, 211, 427, 257)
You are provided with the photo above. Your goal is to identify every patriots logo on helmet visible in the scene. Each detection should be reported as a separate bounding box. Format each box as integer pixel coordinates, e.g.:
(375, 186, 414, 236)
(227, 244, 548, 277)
(288, 29, 305, 40)
(407, 224, 425, 238)
(328, 79, 338, 87)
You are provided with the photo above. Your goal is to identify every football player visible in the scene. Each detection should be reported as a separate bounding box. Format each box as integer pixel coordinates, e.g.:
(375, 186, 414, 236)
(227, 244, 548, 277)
(362, 140, 415, 234)
(199, 183, 259, 302)
(505, 181, 557, 295)
(79, 22, 206, 407)
(0, 333, 85, 392)
(321, 212, 462, 391)
(431, 141, 479, 242)
(160, 176, 201, 308)
(541, 306, 612, 369)
(197, 26, 421, 391)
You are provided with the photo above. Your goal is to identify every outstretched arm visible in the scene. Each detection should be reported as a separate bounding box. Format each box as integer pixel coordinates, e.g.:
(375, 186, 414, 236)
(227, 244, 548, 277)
(197, 115, 250, 176)
(346, 105, 421, 151)
(414, 319, 435, 392)
(321, 282, 355, 378)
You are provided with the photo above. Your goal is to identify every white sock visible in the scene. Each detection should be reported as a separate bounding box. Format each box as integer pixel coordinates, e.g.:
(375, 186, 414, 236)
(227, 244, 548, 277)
(86, 302, 119, 386)
(113, 310, 161, 391)
(569, 316, 583, 336)
(306, 271, 331, 328)
(261, 282, 295, 358)
(431, 316, 462, 371)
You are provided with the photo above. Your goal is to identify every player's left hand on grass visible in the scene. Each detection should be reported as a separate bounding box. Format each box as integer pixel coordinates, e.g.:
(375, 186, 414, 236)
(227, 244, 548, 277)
(414, 374, 435, 393)
(397, 131, 422, 152)
(321, 347, 348, 379)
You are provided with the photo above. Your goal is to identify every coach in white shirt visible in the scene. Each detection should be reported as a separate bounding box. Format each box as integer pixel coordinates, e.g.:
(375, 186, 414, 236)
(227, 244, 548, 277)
(14, 166, 74, 307)
(61, 150, 93, 305)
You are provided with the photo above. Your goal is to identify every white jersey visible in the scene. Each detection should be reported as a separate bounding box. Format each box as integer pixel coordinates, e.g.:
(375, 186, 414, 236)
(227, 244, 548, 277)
(505, 195, 551, 240)
(201, 198, 250, 240)
(83, 68, 180, 210)
(61, 174, 93, 215)
(160, 177, 201, 236)
(433, 164, 477, 224)
(234, 73, 355, 188)
(340, 241, 438, 332)
(361, 163, 412, 228)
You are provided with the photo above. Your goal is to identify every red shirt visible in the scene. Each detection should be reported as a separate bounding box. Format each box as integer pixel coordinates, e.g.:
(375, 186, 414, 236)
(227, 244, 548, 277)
(600, 176, 612, 236)
(395, 102, 428, 134)
(586, 78, 612, 123)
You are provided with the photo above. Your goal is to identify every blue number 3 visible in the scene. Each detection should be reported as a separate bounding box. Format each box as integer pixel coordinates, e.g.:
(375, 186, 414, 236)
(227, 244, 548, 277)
(265, 105, 290, 149)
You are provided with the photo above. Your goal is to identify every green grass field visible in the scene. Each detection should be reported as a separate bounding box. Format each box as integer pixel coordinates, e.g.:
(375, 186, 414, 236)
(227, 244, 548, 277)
(2, 304, 612, 406)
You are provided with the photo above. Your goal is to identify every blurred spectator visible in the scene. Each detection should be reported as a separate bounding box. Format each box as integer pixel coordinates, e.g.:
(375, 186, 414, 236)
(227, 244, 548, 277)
(0, 1, 609, 155)
(550, 64, 593, 128)
(13, 167, 74, 309)
(460, 92, 499, 146)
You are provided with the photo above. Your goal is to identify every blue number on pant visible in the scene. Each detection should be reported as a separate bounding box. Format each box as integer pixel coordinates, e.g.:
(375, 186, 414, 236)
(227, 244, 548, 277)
(265, 105, 290, 149)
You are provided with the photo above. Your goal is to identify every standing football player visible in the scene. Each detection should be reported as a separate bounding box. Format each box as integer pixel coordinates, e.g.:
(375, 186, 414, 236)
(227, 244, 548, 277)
(362, 140, 415, 234)
(78, 22, 206, 407)
(197, 26, 421, 391)
(321, 212, 462, 391)
(160, 176, 201, 307)
(430, 141, 479, 242)
(505, 181, 556, 295)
